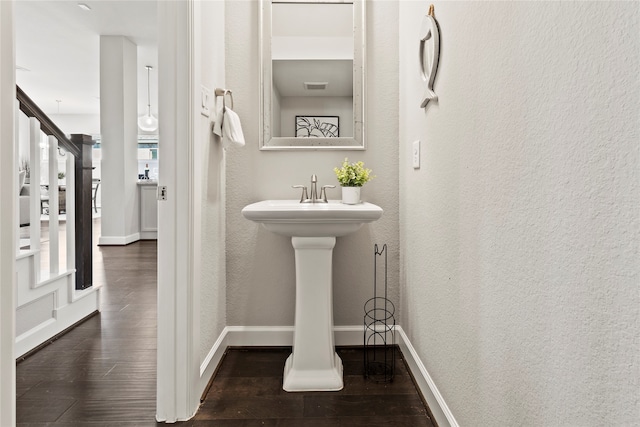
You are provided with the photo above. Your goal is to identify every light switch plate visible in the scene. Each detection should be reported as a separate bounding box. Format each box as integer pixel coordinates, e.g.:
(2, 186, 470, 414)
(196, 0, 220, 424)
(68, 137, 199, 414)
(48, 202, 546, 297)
(201, 86, 210, 117)
(412, 140, 420, 169)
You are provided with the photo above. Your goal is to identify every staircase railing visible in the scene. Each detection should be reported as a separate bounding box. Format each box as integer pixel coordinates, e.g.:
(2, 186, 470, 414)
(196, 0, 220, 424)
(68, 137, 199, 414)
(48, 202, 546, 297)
(16, 85, 94, 290)
(16, 86, 80, 157)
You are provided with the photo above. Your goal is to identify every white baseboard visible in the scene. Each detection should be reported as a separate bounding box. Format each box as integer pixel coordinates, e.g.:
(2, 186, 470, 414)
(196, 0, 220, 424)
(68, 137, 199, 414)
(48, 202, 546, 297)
(396, 327, 459, 427)
(226, 325, 294, 346)
(139, 231, 157, 240)
(198, 325, 457, 427)
(98, 233, 140, 246)
(198, 328, 230, 397)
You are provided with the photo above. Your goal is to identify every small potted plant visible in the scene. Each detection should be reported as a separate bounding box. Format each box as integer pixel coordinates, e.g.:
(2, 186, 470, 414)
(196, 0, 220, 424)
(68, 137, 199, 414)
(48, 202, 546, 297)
(333, 158, 373, 204)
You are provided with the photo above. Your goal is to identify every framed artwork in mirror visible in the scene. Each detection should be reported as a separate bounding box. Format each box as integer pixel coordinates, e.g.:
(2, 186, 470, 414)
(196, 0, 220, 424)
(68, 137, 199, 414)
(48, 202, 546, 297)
(295, 116, 339, 138)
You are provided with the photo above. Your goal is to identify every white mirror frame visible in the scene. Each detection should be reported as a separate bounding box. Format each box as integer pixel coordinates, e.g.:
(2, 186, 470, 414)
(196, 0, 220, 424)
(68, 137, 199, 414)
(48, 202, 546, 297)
(260, 0, 366, 151)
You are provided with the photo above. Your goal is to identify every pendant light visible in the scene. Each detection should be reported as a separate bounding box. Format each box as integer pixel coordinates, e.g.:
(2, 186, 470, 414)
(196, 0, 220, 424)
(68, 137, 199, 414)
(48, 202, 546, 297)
(138, 65, 158, 132)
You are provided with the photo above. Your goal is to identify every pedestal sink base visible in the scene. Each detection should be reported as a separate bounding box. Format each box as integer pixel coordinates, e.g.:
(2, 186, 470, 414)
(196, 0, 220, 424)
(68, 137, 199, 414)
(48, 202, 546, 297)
(283, 237, 344, 392)
(283, 352, 343, 392)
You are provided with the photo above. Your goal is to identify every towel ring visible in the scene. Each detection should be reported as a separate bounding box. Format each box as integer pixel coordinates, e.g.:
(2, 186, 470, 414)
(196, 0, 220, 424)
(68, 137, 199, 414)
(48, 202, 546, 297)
(214, 88, 233, 110)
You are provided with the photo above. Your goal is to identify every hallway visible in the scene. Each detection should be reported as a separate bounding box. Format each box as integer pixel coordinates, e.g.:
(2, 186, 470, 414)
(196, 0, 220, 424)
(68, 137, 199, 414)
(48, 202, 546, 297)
(16, 218, 159, 426)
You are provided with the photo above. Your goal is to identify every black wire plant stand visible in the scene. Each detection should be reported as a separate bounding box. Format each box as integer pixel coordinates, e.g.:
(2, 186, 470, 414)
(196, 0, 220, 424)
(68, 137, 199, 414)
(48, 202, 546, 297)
(363, 243, 396, 383)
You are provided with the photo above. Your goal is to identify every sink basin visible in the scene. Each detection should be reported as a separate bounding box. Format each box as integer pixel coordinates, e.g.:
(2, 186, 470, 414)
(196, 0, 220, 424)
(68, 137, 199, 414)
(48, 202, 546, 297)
(241, 199, 383, 237)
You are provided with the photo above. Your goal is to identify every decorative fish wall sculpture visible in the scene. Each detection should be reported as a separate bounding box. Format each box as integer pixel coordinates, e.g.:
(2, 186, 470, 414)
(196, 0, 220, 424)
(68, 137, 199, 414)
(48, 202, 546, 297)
(419, 5, 440, 108)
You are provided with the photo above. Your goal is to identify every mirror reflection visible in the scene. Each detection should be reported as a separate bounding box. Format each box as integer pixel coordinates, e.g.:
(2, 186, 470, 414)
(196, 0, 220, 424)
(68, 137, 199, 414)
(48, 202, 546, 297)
(271, 2, 353, 138)
(261, 0, 365, 150)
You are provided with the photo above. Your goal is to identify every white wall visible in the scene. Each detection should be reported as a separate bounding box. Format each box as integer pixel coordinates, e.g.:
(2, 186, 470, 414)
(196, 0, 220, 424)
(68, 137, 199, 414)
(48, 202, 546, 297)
(225, 0, 399, 328)
(99, 36, 140, 245)
(197, 0, 226, 368)
(280, 96, 353, 137)
(399, 2, 640, 426)
(48, 114, 100, 135)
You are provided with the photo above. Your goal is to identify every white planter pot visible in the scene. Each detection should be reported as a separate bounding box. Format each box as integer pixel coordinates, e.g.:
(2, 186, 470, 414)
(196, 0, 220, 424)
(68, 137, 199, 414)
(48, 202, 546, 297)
(341, 186, 361, 204)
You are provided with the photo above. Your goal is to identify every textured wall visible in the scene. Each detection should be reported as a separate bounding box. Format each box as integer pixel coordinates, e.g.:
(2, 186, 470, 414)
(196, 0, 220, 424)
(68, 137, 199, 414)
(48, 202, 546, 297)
(225, 0, 399, 327)
(198, 0, 227, 363)
(399, 1, 639, 426)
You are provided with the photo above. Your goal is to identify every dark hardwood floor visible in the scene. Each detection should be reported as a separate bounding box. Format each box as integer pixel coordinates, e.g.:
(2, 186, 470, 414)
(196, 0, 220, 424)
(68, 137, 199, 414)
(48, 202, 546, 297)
(188, 347, 435, 427)
(16, 219, 435, 426)
(16, 218, 160, 426)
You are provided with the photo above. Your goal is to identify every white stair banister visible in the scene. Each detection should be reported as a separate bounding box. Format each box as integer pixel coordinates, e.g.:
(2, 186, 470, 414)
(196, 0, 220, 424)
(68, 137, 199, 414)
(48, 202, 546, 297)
(65, 152, 75, 272)
(14, 100, 19, 254)
(28, 118, 41, 276)
(47, 135, 59, 276)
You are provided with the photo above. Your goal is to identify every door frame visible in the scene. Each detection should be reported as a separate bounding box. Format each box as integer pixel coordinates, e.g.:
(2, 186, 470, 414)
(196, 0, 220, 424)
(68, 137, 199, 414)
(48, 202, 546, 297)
(155, 0, 200, 422)
(0, 1, 16, 425)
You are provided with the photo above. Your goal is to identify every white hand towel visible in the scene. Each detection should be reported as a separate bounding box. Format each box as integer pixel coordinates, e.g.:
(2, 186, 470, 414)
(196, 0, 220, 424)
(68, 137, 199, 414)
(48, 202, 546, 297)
(222, 106, 245, 148)
(212, 101, 224, 137)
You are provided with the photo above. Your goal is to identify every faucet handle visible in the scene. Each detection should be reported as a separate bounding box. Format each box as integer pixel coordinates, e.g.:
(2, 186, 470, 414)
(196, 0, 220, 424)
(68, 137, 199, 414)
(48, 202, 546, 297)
(292, 185, 308, 203)
(320, 185, 336, 202)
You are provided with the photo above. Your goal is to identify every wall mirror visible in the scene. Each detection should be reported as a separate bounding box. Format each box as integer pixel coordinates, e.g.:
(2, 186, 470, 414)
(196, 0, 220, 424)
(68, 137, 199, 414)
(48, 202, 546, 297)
(260, 0, 365, 150)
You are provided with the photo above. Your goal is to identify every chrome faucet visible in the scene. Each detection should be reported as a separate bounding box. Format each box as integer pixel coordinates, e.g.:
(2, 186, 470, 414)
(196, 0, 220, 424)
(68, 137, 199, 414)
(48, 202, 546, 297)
(292, 175, 335, 203)
(309, 174, 319, 200)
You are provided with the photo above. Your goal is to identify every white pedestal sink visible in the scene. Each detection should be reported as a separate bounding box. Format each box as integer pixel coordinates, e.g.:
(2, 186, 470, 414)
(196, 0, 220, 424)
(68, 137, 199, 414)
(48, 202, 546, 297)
(242, 199, 383, 391)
